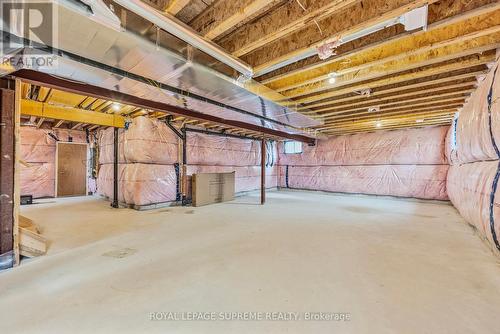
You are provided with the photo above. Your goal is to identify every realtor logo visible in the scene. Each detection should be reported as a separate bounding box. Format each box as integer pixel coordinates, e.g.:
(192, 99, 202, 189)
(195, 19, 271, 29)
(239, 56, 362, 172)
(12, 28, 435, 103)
(0, 0, 58, 69)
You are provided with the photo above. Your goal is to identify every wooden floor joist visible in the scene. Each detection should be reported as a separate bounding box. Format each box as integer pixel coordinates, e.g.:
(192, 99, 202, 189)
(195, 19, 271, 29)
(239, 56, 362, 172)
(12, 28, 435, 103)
(190, 0, 282, 40)
(266, 7, 500, 91)
(292, 52, 494, 105)
(303, 81, 477, 114)
(257, 0, 499, 84)
(245, 0, 437, 70)
(282, 39, 499, 99)
(316, 105, 461, 128)
(321, 112, 456, 130)
(312, 91, 472, 118)
(323, 118, 454, 135)
(298, 69, 485, 111)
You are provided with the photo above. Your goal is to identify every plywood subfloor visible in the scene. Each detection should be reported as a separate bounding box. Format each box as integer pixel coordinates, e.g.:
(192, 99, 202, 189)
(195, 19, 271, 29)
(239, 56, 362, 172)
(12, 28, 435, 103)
(2, 190, 500, 333)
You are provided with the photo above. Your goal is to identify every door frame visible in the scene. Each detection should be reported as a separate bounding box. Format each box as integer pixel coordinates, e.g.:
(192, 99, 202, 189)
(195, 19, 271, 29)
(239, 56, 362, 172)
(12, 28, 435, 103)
(55, 141, 89, 197)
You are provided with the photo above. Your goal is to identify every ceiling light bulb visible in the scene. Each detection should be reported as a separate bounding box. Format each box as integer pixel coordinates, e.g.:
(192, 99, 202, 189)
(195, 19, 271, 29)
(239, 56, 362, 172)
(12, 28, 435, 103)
(376, 121, 382, 128)
(416, 119, 424, 123)
(328, 76, 336, 84)
(112, 102, 121, 111)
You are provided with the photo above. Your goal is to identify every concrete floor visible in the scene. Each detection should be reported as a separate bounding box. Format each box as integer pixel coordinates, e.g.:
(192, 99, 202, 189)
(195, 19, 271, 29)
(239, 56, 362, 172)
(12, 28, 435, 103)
(1, 190, 500, 333)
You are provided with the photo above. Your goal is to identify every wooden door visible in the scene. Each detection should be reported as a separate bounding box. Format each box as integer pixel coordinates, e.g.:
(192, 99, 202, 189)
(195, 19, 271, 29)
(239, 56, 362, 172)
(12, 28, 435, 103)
(56, 143, 87, 197)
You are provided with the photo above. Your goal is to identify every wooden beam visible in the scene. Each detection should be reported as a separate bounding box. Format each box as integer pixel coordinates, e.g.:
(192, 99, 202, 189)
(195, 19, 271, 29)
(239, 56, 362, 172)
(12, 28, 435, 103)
(53, 119, 64, 128)
(324, 117, 454, 133)
(190, 0, 281, 40)
(292, 52, 494, 105)
(36, 117, 45, 128)
(312, 91, 472, 118)
(299, 69, 484, 110)
(319, 104, 462, 126)
(258, 0, 500, 84)
(325, 112, 454, 126)
(268, 10, 500, 92)
(164, 0, 190, 15)
(283, 37, 500, 98)
(21, 100, 126, 128)
(218, 0, 358, 56)
(323, 119, 453, 135)
(321, 111, 456, 130)
(319, 107, 458, 129)
(0, 85, 15, 268)
(13, 80, 20, 266)
(244, 0, 436, 70)
(304, 81, 476, 114)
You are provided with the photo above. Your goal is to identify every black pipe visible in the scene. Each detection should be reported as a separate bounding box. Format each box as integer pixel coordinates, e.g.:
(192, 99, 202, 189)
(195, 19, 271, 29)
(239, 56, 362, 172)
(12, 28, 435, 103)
(165, 117, 184, 139)
(111, 127, 119, 208)
(181, 127, 187, 165)
(181, 127, 187, 206)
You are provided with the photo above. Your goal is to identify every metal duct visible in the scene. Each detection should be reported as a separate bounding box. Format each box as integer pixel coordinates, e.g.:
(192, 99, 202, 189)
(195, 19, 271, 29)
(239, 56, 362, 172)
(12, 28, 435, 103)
(112, 0, 254, 78)
(0, 0, 320, 132)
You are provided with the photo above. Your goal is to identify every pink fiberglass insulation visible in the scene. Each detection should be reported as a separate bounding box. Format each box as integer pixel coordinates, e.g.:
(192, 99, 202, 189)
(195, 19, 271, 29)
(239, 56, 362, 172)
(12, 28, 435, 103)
(279, 165, 449, 200)
(186, 133, 262, 166)
(20, 126, 55, 163)
(447, 161, 500, 251)
(278, 126, 448, 166)
(185, 134, 278, 197)
(278, 126, 449, 200)
(20, 162, 55, 198)
(98, 128, 125, 165)
(98, 116, 178, 165)
(20, 126, 89, 198)
(97, 164, 177, 206)
(445, 57, 500, 253)
(454, 58, 500, 164)
(96, 122, 280, 205)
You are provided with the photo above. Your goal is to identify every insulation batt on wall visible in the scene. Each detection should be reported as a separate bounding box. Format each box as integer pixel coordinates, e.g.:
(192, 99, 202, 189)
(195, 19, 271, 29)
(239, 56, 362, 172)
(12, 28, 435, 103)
(96, 117, 278, 206)
(20, 126, 89, 198)
(97, 116, 179, 205)
(446, 53, 500, 253)
(278, 126, 449, 200)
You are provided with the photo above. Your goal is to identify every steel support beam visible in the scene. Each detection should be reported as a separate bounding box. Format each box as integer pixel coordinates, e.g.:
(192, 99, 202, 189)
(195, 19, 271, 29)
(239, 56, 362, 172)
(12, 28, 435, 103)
(261, 139, 266, 205)
(181, 127, 188, 206)
(111, 127, 119, 208)
(12, 70, 315, 145)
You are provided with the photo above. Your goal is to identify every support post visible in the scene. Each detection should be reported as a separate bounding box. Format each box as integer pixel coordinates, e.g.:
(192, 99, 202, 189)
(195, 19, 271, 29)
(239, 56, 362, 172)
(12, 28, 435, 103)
(181, 127, 187, 206)
(261, 138, 266, 205)
(0, 80, 16, 269)
(111, 127, 119, 208)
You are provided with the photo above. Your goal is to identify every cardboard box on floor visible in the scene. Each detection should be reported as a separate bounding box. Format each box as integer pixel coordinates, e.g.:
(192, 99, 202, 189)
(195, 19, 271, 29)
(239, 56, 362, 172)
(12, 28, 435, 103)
(192, 172, 235, 207)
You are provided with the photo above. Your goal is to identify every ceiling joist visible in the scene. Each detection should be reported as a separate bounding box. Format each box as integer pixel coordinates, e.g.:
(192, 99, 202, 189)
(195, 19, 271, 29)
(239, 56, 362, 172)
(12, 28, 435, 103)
(269, 10, 500, 92)
(190, 0, 282, 40)
(293, 52, 494, 105)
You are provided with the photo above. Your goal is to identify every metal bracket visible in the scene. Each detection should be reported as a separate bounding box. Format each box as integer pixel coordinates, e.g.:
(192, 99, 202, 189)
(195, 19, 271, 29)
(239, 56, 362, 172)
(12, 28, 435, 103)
(165, 116, 185, 139)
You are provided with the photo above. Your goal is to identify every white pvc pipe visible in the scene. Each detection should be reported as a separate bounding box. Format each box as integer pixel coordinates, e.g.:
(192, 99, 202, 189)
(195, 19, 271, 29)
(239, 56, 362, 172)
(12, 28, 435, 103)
(113, 0, 254, 78)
